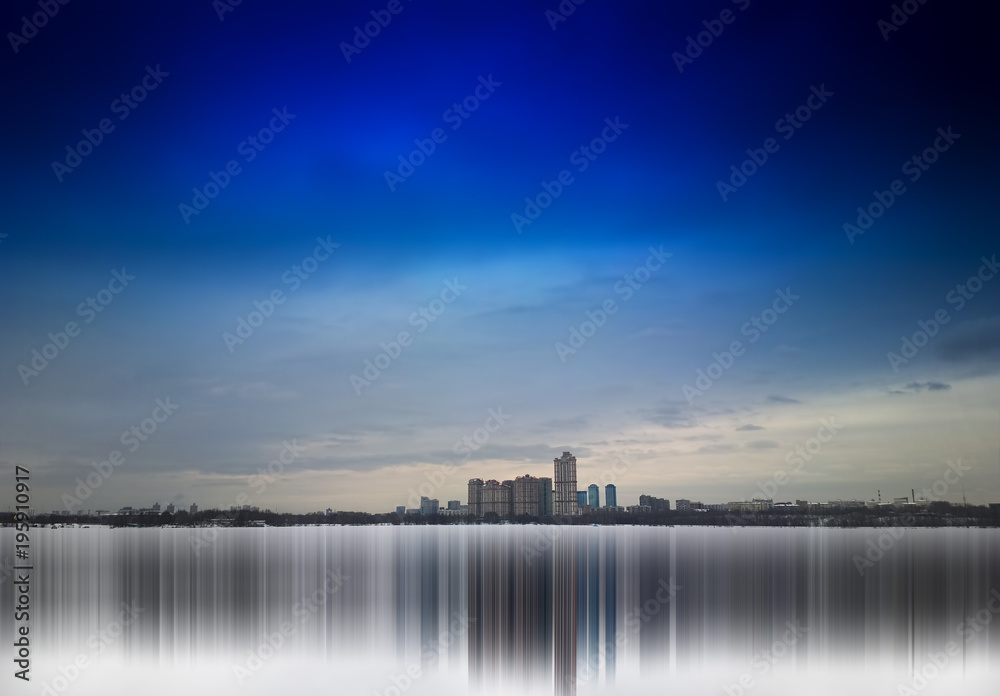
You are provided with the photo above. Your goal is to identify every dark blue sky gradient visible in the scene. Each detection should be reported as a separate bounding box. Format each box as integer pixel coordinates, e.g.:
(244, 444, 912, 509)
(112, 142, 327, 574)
(1, 0, 998, 512)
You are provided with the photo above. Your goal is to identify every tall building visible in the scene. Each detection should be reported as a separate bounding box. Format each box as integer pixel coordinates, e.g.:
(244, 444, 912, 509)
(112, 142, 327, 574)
(396, 505, 406, 516)
(447, 500, 461, 510)
(539, 478, 554, 516)
(554, 451, 579, 516)
(587, 484, 599, 508)
(482, 480, 512, 518)
(468, 478, 484, 517)
(513, 474, 542, 516)
(469, 479, 514, 518)
(189, 503, 198, 515)
(577, 491, 587, 508)
(605, 484, 617, 508)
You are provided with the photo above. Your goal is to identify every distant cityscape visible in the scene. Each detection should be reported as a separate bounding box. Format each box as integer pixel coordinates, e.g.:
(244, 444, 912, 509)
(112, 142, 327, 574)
(12, 451, 998, 524)
(398, 450, 999, 519)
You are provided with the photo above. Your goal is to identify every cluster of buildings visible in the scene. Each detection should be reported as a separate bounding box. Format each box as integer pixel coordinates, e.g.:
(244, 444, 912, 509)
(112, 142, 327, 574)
(467, 452, 624, 518)
(392, 452, 988, 520)
(396, 498, 468, 517)
(74, 502, 182, 517)
(49, 502, 257, 518)
(468, 474, 555, 517)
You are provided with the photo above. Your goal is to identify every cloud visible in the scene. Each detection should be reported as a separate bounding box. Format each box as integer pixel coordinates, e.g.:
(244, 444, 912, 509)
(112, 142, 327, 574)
(641, 403, 699, 429)
(900, 381, 952, 392)
(735, 424, 765, 431)
(697, 442, 739, 454)
(746, 440, 779, 449)
(936, 315, 1000, 362)
(766, 395, 800, 404)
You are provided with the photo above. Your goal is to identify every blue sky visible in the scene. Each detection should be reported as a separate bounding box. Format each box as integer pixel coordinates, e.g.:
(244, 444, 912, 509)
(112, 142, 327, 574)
(1, 0, 998, 513)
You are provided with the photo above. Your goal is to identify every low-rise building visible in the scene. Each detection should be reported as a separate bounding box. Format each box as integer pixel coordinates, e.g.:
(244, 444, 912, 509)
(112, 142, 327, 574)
(639, 495, 670, 512)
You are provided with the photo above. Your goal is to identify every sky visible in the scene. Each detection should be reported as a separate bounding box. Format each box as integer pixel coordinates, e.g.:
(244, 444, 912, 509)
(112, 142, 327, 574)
(1, 0, 998, 514)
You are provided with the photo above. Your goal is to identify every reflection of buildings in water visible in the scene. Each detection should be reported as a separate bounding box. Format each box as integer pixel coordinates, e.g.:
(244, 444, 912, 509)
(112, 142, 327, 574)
(467, 528, 622, 696)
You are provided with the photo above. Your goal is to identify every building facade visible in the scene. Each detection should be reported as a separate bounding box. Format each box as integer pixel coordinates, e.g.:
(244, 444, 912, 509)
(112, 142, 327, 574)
(513, 474, 542, 516)
(605, 484, 617, 508)
(468, 478, 484, 517)
(471, 476, 552, 518)
(554, 451, 579, 516)
(639, 494, 670, 512)
(539, 478, 553, 516)
(482, 480, 512, 517)
(588, 484, 599, 508)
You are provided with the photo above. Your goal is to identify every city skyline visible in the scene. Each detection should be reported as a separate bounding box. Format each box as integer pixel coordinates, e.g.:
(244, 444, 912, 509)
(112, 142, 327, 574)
(2, 1, 998, 694)
(1, 0, 998, 517)
(30, 445, 989, 517)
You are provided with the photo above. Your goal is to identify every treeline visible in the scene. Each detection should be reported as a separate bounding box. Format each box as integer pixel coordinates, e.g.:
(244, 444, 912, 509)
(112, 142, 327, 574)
(3, 502, 998, 528)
